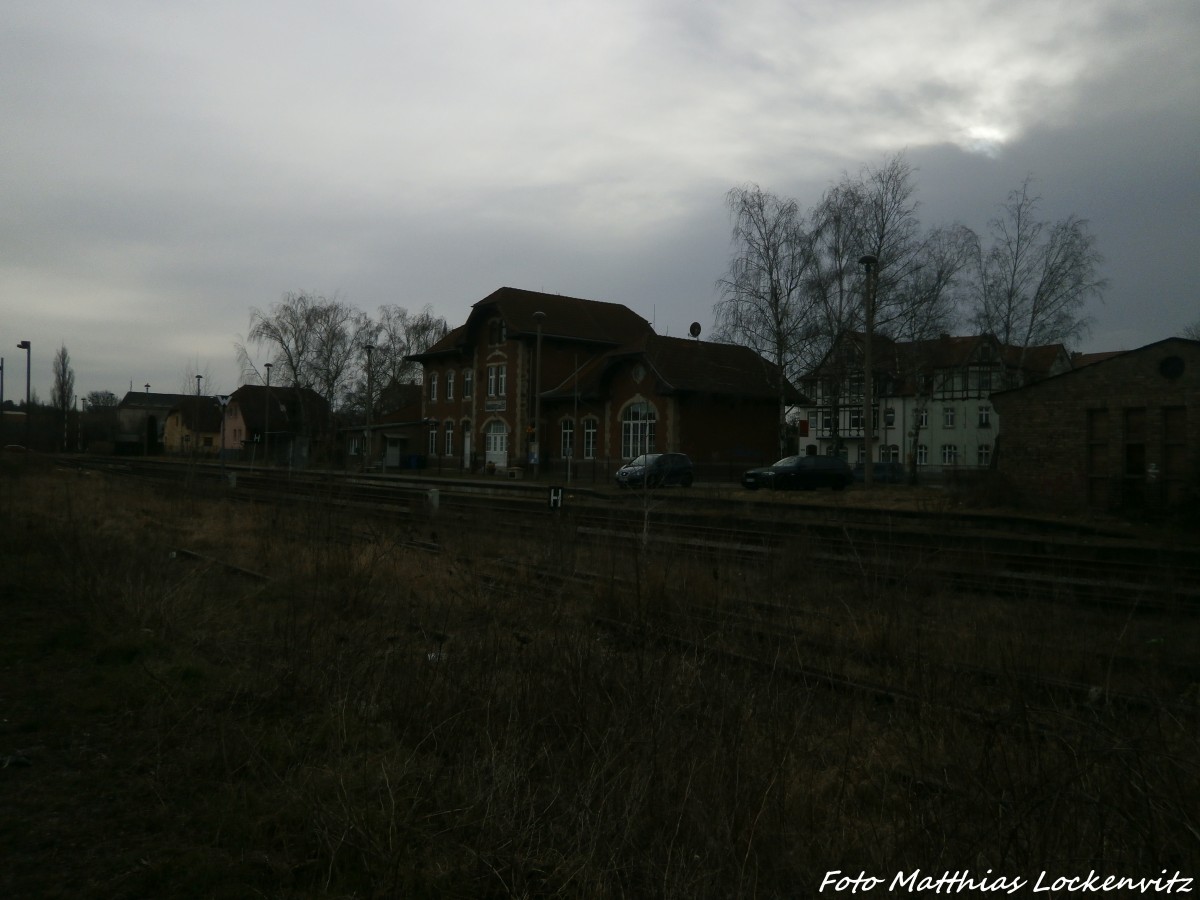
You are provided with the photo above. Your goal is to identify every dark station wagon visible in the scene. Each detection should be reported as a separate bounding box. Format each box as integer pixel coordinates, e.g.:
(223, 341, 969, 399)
(614, 452, 695, 488)
(742, 455, 853, 491)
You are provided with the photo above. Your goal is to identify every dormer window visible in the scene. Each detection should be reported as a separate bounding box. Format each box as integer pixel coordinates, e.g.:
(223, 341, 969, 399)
(488, 319, 507, 345)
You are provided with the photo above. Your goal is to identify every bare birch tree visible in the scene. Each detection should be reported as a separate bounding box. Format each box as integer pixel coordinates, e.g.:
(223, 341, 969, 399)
(971, 176, 1106, 361)
(51, 344, 75, 450)
(713, 184, 816, 456)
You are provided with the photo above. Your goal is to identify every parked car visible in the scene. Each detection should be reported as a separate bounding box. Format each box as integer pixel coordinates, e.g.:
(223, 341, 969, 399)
(614, 452, 694, 488)
(741, 455, 853, 491)
(852, 461, 907, 483)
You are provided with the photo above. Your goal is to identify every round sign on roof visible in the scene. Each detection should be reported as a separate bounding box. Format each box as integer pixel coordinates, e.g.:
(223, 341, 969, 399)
(689, 322, 702, 338)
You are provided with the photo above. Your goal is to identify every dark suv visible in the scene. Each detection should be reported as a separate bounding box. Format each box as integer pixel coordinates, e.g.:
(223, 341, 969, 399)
(742, 455, 853, 491)
(614, 453, 694, 488)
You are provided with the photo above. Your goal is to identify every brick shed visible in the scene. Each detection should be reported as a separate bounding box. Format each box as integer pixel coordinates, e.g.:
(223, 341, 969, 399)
(991, 337, 1200, 512)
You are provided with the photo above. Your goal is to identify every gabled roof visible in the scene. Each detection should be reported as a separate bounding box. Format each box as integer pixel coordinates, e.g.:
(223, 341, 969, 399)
(228, 384, 327, 432)
(640, 335, 802, 402)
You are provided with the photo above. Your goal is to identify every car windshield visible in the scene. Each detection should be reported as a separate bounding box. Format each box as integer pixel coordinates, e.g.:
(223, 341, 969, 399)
(628, 454, 661, 467)
(773, 456, 801, 467)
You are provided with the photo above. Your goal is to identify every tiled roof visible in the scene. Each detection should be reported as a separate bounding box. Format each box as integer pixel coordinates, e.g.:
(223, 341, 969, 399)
(229, 384, 327, 432)
(413, 287, 653, 358)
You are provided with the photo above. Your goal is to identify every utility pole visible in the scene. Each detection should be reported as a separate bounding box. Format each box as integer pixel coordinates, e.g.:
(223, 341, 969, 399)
(17, 341, 30, 451)
(532, 310, 545, 479)
(363, 343, 375, 472)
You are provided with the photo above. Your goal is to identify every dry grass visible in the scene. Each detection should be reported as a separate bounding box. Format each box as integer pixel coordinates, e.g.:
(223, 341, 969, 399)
(2, 460, 1197, 898)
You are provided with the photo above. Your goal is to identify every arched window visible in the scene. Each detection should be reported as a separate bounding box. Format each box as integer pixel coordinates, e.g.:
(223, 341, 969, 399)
(444, 420, 454, 456)
(428, 372, 438, 403)
(446, 371, 455, 401)
(621, 401, 656, 459)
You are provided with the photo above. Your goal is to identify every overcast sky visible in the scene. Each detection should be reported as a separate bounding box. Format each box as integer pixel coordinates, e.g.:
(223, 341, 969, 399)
(2, 0, 1197, 403)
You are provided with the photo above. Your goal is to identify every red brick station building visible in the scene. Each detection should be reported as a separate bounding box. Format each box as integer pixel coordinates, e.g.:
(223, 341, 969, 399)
(409, 287, 798, 478)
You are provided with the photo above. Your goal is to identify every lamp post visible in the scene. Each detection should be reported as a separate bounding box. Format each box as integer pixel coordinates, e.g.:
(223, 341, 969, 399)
(263, 362, 272, 467)
(363, 343, 374, 471)
(194, 374, 203, 460)
(144, 384, 150, 456)
(532, 311, 545, 479)
(859, 255, 878, 487)
(17, 341, 30, 451)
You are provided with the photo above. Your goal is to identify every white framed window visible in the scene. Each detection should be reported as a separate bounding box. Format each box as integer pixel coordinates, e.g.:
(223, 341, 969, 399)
(446, 371, 455, 401)
(978, 443, 992, 466)
(978, 405, 991, 427)
(821, 409, 832, 432)
(349, 436, 363, 456)
(427, 424, 438, 455)
(943, 406, 955, 428)
(917, 444, 928, 466)
(583, 418, 597, 459)
(428, 372, 438, 403)
(880, 444, 900, 462)
(917, 408, 928, 428)
(487, 364, 507, 397)
(560, 419, 574, 458)
(621, 402, 656, 459)
(849, 408, 862, 429)
(444, 420, 454, 456)
(462, 369, 473, 399)
(941, 443, 958, 465)
(884, 407, 895, 426)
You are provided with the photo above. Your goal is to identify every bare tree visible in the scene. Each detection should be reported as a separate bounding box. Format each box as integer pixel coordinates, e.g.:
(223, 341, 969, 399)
(373, 304, 449, 388)
(237, 290, 373, 408)
(971, 176, 1106, 361)
(84, 390, 119, 409)
(1181, 319, 1200, 341)
(714, 184, 815, 456)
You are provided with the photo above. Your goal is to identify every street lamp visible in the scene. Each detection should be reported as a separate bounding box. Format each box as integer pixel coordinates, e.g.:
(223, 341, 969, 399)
(17, 341, 30, 451)
(194, 374, 203, 460)
(263, 362, 273, 467)
(532, 311, 545, 478)
(859, 255, 878, 487)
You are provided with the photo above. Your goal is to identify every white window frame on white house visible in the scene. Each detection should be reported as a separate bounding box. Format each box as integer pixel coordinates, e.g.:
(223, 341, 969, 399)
(428, 372, 438, 403)
(849, 408, 862, 430)
(444, 420, 454, 456)
(941, 443, 958, 465)
(943, 406, 955, 428)
(918, 408, 928, 428)
(978, 405, 991, 427)
(917, 444, 928, 466)
(977, 443, 991, 466)
(446, 371, 455, 401)
(583, 418, 597, 459)
(560, 418, 574, 459)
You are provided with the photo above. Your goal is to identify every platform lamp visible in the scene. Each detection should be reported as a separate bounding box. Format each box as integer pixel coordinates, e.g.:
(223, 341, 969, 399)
(17, 340, 30, 451)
